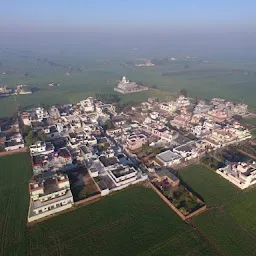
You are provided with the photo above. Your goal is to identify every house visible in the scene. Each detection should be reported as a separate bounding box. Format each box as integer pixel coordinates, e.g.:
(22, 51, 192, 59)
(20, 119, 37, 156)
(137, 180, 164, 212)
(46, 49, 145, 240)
(4, 133, 25, 151)
(170, 114, 191, 129)
(31, 147, 74, 175)
(79, 98, 95, 112)
(176, 95, 191, 108)
(173, 141, 199, 160)
(193, 101, 211, 114)
(106, 128, 123, 137)
(27, 173, 74, 222)
(126, 134, 147, 151)
(36, 107, 49, 122)
(155, 168, 180, 187)
(80, 145, 93, 160)
(29, 141, 54, 156)
(107, 165, 138, 187)
(160, 102, 177, 113)
(207, 109, 228, 123)
(153, 174, 180, 188)
(49, 106, 60, 119)
(233, 103, 248, 116)
(217, 162, 256, 189)
(155, 150, 181, 167)
(112, 115, 126, 126)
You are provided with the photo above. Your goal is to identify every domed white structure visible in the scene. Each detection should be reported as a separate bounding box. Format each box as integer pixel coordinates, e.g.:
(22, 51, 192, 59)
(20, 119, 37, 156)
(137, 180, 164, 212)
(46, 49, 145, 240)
(114, 76, 148, 94)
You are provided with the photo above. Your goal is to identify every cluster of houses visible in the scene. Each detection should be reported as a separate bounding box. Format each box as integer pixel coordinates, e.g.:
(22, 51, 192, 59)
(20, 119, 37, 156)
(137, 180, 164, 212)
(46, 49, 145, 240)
(23, 97, 148, 222)
(0, 118, 24, 151)
(0, 85, 32, 97)
(2, 92, 253, 222)
(107, 96, 251, 168)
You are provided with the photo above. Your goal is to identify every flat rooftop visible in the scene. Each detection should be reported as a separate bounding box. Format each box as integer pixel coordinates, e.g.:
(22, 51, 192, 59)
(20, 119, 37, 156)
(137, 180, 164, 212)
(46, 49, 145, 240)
(99, 156, 119, 167)
(30, 190, 73, 214)
(157, 150, 180, 163)
(111, 166, 137, 178)
(156, 168, 179, 182)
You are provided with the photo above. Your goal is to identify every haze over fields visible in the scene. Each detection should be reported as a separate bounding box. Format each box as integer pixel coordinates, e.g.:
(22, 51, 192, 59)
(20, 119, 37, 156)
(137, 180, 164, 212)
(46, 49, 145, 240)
(1, 0, 256, 117)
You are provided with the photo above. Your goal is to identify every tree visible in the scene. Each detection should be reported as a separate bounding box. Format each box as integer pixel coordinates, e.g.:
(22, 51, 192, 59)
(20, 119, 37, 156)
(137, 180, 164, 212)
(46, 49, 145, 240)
(233, 115, 243, 121)
(179, 89, 188, 97)
(24, 129, 47, 146)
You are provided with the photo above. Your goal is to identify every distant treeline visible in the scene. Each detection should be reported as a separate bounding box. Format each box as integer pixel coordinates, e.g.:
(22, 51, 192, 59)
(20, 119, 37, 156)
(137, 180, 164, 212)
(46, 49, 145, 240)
(95, 93, 121, 104)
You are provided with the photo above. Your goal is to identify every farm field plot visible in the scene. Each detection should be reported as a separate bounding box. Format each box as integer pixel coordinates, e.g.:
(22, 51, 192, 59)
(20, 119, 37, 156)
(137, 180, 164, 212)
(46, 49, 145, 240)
(243, 118, 256, 127)
(27, 186, 219, 256)
(223, 188, 256, 235)
(179, 165, 238, 206)
(193, 208, 256, 256)
(0, 153, 219, 256)
(0, 153, 31, 256)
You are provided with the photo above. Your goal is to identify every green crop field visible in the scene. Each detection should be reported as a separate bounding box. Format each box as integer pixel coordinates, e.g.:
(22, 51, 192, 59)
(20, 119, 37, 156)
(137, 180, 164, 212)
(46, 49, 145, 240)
(180, 164, 256, 255)
(0, 155, 218, 256)
(2, 155, 256, 255)
(27, 187, 218, 256)
(193, 208, 256, 256)
(243, 118, 256, 127)
(223, 189, 256, 234)
(1, 49, 256, 117)
(179, 164, 239, 206)
(0, 153, 31, 255)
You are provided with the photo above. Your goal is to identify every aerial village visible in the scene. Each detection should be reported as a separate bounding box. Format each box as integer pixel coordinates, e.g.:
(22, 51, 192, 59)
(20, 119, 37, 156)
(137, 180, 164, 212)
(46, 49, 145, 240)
(0, 77, 255, 223)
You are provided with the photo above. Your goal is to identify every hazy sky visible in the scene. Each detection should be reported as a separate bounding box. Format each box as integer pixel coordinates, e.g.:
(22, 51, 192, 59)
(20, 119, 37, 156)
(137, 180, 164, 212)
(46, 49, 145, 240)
(1, 0, 255, 29)
(1, 0, 256, 58)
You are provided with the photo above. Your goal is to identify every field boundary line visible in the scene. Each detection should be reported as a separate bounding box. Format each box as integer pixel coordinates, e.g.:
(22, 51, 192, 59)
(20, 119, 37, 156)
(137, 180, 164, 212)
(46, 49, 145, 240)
(189, 217, 227, 256)
(218, 207, 256, 241)
(137, 229, 192, 256)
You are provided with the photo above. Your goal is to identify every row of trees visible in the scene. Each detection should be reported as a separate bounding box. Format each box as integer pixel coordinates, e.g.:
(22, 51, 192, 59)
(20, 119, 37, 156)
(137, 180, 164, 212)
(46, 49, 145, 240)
(95, 93, 121, 104)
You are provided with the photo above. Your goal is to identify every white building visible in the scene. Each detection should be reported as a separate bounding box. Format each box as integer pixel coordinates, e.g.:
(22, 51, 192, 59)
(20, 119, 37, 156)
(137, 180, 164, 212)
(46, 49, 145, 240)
(107, 166, 138, 187)
(114, 76, 148, 94)
(36, 107, 49, 122)
(176, 95, 190, 108)
(155, 150, 181, 167)
(28, 173, 74, 222)
(79, 98, 95, 113)
(4, 133, 25, 151)
(217, 162, 256, 189)
(29, 141, 54, 156)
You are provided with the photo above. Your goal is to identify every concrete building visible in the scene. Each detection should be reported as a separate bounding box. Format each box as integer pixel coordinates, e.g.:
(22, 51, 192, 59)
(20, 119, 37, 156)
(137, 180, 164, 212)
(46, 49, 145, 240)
(79, 98, 95, 113)
(114, 76, 148, 94)
(4, 133, 25, 151)
(217, 162, 256, 189)
(28, 173, 74, 222)
(126, 133, 147, 151)
(29, 141, 54, 156)
(31, 148, 74, 175)
(107, 165, 138, 187)
(173, 141, 199, 160)
(36, 107, 49, 122)
(155, 150, 181, 167)
(49, 106, 60, 120)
